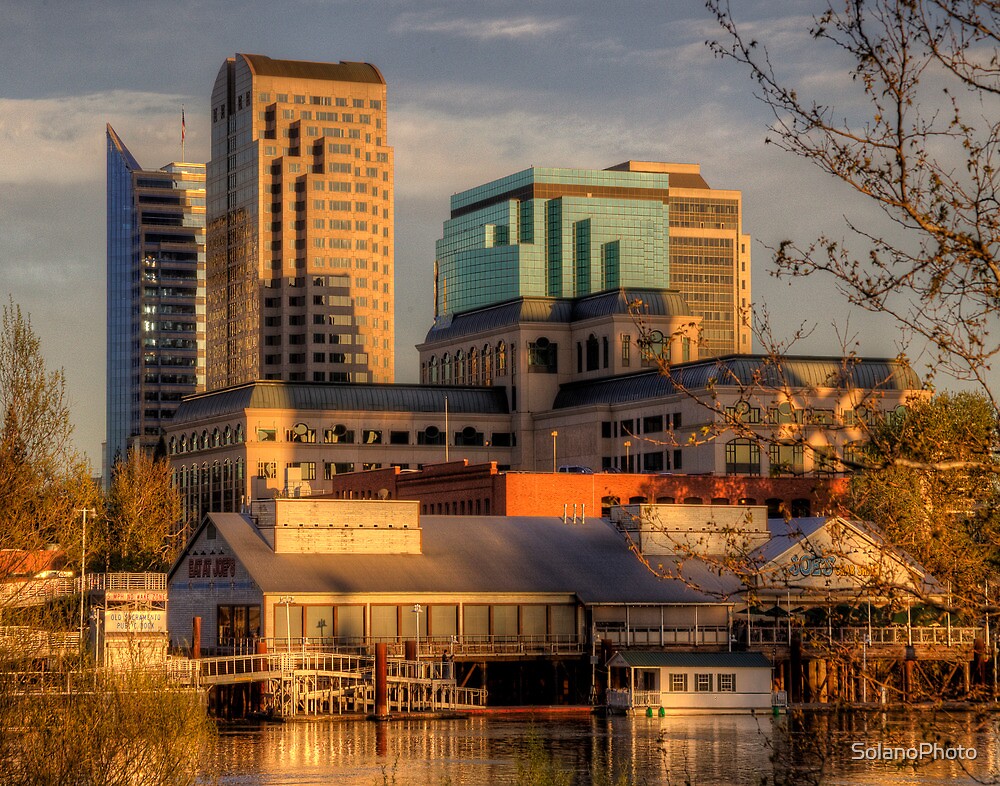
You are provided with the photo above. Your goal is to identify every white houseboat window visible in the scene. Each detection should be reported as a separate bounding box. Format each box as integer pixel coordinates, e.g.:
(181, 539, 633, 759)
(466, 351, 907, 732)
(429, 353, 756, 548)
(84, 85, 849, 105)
(695, 673, 713, 692)
(669, 673, 688, 692)
(718, 673, 736, 692)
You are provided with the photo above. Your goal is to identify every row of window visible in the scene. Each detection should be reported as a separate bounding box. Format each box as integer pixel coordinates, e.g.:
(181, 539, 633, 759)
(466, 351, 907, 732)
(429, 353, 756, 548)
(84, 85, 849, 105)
(724, 439, 868, 476)
(264, 424, 514, 448)
(726, 402, 899, 426)
(602, 413, 683, 439)
(170, 425, 246, 454)
(170, 424, 515, 455)
(424, 341, 510, 386)
(258, 94, 381, 110)
(269, 602, 577, 643)
(668, 673, 737, 692)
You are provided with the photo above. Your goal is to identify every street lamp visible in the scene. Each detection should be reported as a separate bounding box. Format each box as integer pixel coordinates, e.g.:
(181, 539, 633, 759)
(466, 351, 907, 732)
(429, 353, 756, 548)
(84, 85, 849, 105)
(550, 431, 558, 473)
(623, 441, 632, 473)
(279, 596, 295, 652)
(76, 508, 96, 651)
(412, 603, 423, 660)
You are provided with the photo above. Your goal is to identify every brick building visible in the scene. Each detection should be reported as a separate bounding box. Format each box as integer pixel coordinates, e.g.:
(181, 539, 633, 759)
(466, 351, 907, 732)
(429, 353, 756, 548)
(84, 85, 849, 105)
(319, 460, 850, 519)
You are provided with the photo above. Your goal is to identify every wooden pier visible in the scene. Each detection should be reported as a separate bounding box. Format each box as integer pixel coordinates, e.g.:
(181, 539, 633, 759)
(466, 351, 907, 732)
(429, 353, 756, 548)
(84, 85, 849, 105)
(167, 650, 487, 718)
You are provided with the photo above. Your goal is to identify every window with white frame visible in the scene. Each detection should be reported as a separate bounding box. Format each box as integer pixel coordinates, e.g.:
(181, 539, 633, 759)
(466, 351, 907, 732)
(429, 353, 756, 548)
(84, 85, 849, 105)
(695, 673, 713, 692)
(718, 673, 736, 692)
(669, 673, 688, 692)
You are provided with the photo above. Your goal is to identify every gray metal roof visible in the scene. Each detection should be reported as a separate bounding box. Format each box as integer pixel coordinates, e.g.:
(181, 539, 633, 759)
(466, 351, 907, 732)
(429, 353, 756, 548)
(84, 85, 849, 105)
(610, 651, 771, 669)
(186, 514, 724, 605)
(754, 517, 942, 593)
(553, 355, 922, 408)
(423, 299, 572, 344)
(422, 289, 691, 345)
(241, 54, 385, 84)
(172, 382, 509, 425)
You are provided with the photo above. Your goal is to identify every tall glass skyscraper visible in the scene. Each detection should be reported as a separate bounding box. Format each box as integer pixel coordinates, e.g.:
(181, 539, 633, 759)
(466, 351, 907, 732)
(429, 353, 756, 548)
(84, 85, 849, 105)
(434, 162, 751, 358)
(206, 54, 394, 390)
(106, 125, 206, 476)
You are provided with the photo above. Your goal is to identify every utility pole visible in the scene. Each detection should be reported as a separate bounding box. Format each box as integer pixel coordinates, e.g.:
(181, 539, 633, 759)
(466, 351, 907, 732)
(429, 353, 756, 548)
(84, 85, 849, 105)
(76, 508, 96, 652)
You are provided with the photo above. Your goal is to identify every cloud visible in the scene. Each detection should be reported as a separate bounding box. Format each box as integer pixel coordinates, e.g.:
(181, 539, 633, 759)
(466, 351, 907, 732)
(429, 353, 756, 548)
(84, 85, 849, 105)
(391, 12, 569, 41)
(0, 90, 208, 185)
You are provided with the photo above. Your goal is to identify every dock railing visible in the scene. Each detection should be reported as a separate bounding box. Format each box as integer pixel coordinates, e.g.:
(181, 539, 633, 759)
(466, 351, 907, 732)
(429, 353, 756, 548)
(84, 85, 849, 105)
(748, 625, 981, 648)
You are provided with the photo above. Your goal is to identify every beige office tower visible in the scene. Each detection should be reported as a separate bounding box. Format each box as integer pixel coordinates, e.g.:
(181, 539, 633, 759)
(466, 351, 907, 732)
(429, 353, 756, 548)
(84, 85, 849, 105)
(207, 54, 394, 389)
(608, 162, 751, 357)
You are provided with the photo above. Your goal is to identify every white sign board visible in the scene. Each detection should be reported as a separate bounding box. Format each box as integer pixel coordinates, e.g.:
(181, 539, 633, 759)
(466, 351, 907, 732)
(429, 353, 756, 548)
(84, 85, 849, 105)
(104, 609, 167, 633)
(105, 590, 167, 603)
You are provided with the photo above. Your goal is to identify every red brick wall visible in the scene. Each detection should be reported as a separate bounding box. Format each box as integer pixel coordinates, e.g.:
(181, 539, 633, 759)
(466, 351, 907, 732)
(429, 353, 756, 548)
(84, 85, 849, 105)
(503, 473, 847, 517)
(316, 461, 848, 519)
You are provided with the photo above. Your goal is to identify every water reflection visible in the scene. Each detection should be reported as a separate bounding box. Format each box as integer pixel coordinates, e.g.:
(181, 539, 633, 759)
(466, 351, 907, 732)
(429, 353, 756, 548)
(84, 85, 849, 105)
(208, 710, 1000, 785)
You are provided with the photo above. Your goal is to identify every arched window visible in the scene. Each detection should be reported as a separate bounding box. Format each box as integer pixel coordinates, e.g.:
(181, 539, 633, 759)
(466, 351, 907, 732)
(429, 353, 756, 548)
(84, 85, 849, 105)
(442, 352, 452, 383)
(169, 437, 177, 455)
(496, 341, 507, 376)
(469, 346, 479, 385)
(483, 344, 493, 385)
(725, 438, 761, 475)
(211, 428, 220, 447)
(223, 426, 232, 445)
(455, 350, 466, 385)
(235, 424, 245, 443)
(428, 355, 438, 384)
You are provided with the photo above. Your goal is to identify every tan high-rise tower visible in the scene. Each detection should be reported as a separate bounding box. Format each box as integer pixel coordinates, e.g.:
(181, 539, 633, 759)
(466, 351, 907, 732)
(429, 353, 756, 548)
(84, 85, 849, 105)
(607, 161, 751, 357)
(207, 54, 394, 390)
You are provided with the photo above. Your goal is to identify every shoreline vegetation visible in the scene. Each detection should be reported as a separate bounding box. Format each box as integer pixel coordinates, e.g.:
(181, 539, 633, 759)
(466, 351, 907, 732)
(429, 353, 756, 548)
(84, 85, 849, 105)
(0, 662, 215, 786)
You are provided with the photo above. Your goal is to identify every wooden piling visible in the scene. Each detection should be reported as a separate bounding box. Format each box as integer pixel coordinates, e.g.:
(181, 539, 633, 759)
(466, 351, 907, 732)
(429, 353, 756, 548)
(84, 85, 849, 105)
(374, 642, 389, 720)
(192, 616, 201, 660)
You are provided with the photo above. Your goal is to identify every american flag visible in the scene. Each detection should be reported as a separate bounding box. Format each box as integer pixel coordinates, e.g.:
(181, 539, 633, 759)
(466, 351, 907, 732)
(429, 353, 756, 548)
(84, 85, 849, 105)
(181, 108, 186, 144)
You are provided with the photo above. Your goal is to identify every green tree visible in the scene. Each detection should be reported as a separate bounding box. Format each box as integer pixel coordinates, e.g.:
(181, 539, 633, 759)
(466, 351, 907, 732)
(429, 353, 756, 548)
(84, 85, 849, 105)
(102, 449, 183, 573)
(706, 0, 1000, 404)
(848, 392, 1000, 605)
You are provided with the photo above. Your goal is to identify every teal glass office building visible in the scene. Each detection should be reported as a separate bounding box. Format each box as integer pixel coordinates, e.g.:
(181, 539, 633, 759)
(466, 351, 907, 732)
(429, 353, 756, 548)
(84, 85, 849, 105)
(434, 162, 751, 359)
(435, 167, 671, 318)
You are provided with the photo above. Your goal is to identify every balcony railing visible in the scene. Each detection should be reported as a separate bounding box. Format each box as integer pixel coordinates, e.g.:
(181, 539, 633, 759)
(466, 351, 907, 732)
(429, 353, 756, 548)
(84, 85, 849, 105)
(206, 633, 582, 659)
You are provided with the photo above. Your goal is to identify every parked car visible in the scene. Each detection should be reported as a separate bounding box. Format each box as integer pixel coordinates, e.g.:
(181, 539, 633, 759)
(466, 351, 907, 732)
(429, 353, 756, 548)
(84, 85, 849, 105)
(557, 465, 594, 474)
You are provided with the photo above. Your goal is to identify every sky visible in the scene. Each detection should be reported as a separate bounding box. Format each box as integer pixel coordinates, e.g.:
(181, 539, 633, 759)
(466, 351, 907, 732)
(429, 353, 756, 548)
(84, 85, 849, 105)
(0, 0, 930, 468)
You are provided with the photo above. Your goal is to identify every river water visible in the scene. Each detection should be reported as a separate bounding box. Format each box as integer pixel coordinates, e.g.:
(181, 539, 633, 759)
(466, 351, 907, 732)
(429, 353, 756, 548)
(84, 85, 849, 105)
(208, 710, 1000, 785)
